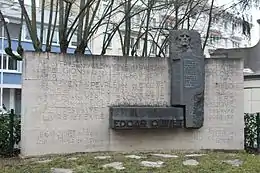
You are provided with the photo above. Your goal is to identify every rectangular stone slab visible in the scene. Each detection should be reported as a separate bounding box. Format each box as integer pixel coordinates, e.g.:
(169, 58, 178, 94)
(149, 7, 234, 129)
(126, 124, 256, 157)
(170, 30, 205, 129)
(109, 107, 184, 129)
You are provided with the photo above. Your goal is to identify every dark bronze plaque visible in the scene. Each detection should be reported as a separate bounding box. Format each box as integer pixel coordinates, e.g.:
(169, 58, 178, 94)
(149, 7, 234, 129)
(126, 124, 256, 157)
(109, 107, 184, 129)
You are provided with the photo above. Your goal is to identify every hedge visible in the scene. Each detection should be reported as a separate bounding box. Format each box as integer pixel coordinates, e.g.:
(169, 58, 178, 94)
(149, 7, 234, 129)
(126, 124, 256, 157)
(0, 109, 21, 157)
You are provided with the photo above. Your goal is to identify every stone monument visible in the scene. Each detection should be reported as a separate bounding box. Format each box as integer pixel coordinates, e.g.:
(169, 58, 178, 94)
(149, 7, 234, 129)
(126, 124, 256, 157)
(170, 30, 205, 128)
(110, 30, 205, 129)
(21, 28, 244, 156)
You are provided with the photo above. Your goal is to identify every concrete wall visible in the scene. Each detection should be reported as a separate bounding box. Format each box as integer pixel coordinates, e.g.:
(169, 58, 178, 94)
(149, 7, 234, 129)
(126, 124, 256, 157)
(21, 52, 244, 156)
(244, 78, 260, 113)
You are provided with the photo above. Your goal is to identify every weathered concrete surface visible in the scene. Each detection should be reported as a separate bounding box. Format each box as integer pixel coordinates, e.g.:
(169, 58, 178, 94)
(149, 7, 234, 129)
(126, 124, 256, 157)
(102, 162, 125, 170)
(183, 159, 199, 166)
(21, 52, 244, 156)
(141, 161, 164, 168)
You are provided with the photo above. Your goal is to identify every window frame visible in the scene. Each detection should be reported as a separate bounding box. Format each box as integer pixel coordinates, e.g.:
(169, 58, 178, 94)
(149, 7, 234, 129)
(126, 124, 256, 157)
(0, 53, 22, 73)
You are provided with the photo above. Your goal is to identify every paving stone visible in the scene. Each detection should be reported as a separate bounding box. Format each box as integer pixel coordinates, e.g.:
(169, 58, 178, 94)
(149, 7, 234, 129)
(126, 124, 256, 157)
(185, 154, 206, 157)
(67, 157, 78, 161)
(223, 159, 243, 167)
(141, 161, 164, 168)
(183, 159, 199, 166)
(94, 156, 111, 159)
(152, 154, 179, 158)
(228, 153, 238, 156)
(125, 155, 144, 159)
(51, 168, 73, 173)
(102, 162, 125, 170)
(36, 159, 53, 163)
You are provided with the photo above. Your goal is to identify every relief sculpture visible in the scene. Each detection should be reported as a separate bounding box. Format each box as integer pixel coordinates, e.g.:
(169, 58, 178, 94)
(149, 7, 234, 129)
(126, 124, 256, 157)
(177, 32, 191, 50)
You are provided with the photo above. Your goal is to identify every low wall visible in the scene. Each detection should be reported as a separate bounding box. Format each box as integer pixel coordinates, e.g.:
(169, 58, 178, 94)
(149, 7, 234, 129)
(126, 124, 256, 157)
(21, 52, 244, 156)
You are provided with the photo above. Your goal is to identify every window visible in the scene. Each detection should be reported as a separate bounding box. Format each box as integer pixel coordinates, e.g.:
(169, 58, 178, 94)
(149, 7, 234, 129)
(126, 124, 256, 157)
(208, 34, 221, 45)
(8, 58, 17, 70)
(209, 35, 213, 44)
(24, 0, 40, 7)
(130, 37, 140, 49)
(108, 40, 112, 48)
(224, 21, 227, 29)
(37, 28, 47, 43)
(7, 23, 20, 39)
(212, 17, 217, 24)
(24, 26, 31, 41)
(130, 37, 135, 48)
(165, 21, 169, 29)
(87, 38, 93, 50)
(0, 55, 18, 71)
(162, 39, 169, 55)
(224, 38, 228, 47)
(0, 56, 7, 70)
(151, 41, 156, 54)
(51, 30, 59, 44)
(102, 3, 108, 15)
(165, 44, 169, 55)
(103, 3, 108, 10)
(24, 26, 47, 43)
(71, 34, 77, 47)
(232, 23, 236, 33)
(136, 14, 141, 24)
(152, 18, 156, 27)
(232, 41, 240, 48)
(106, 33, 112, 48)
(136, 39, 140, 49)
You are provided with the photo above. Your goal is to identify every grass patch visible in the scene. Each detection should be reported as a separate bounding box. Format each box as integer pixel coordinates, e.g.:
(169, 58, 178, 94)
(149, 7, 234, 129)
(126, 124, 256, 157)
(1, 151, 260, 173)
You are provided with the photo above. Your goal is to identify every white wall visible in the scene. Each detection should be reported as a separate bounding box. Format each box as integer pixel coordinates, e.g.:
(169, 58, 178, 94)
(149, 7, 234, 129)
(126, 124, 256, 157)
(244, 79, 260, 113)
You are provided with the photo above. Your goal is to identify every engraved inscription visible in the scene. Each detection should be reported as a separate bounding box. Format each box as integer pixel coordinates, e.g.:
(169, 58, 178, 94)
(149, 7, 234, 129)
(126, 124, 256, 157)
(109, 61, 169, 106)
(207, 128, 235, 144)
(25, 55, 170, 151)
(183, 59, 201, 88)
(110, 107, 184, 129)
(36, 128, 105, 147)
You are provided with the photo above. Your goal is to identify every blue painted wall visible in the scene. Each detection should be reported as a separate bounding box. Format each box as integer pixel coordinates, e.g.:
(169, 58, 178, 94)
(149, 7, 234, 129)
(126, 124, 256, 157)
(2, 72, 21, 85)
(0, 39, 91, 55)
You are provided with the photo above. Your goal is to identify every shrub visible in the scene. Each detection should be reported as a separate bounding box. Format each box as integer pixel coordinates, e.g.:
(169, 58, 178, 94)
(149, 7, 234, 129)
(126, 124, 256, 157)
(244, 113, 260, 153)
(0, 112, 21, 157)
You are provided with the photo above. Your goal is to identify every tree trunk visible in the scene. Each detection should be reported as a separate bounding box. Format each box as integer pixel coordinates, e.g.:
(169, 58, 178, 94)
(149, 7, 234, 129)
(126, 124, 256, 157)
(202, 0, 214, 50)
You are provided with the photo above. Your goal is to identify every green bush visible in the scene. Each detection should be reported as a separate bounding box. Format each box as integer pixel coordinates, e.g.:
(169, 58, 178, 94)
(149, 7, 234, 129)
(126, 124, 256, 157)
(0, 113, 21, 156)
(244, 113, 260, 153)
